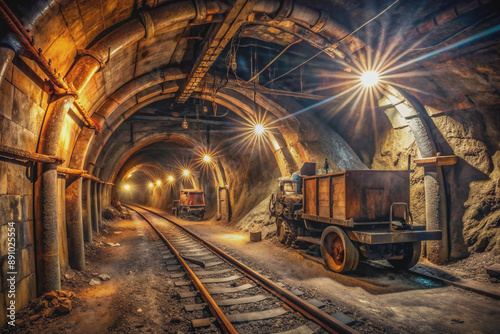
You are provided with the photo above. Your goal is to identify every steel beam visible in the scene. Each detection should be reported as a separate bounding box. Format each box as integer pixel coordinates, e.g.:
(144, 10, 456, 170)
(176, 0, 256, 103)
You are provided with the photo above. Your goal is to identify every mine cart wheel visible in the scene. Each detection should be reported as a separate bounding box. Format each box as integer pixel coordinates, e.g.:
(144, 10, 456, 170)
(179, 207, 189, 220)
(320, 226, 358, 273)
(388, 241, 421, 269)
(269, 194, 276, 215)
(198, 212, 204, 221)
(276, 217, 290, 244)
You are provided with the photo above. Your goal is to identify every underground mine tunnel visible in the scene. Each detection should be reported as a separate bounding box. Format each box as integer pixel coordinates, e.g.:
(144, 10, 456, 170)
(0, 0, 499, 333)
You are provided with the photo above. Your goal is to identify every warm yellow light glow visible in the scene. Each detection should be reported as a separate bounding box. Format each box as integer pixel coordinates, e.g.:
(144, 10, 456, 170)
(124, 185, 130, 190)
(128, 173, 132, 178)
(203, 155, 211, 162)
(183, 170, 190, 176)
(156, 180, 161, 186)
(254, 124, 265, 135)
(149, 183, 153, 188)
(361, 71, 379, 87)
(168, 175, 174, 182)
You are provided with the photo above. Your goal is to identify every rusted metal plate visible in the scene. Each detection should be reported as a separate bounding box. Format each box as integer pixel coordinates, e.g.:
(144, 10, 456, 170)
(414, 155, 457, 167)
(348, 230, 442, 245)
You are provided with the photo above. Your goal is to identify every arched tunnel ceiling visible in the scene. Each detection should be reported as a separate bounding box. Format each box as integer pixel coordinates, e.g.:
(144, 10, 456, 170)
(1, 0, 499, 175)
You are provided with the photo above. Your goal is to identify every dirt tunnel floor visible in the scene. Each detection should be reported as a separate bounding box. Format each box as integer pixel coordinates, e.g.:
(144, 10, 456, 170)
(3, 210, 500, 334)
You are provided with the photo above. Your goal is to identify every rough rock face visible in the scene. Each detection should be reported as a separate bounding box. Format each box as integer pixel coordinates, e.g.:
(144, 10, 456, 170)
(462, 152, 500, 255)
(235, 197, 276, 239)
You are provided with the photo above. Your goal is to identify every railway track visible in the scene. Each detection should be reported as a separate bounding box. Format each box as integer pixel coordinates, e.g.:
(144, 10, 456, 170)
(296, 243, 500, 301)
(123, 203, 359, 334)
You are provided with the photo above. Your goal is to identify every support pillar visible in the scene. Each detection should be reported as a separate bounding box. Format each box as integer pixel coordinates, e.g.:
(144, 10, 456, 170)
(65, 178, 85, 270)
(91, 181, 99, 233)
(97, 183, 102, 229)
(82, 178, 92, 242)
(37, 163, 61, 292)
(424, 167, 449, 263)
(36, 95, 74, 294)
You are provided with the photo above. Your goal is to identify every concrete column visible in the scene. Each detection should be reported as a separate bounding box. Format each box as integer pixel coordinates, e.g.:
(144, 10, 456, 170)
(97, 183, 103, 229)
(65, 178, 85, 270)
(424, 167, 449, 263)
(82, 178, 92, 242)
(37, 163, 61, 292)
(91, 182, 99, 233)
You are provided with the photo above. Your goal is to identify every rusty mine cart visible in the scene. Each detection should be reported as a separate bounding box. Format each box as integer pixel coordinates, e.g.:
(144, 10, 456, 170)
(269, 163, 442, 273)
(173, 189, 205, 220)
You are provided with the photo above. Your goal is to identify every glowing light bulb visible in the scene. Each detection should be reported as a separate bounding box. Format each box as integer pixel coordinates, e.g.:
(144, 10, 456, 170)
(168, 175, 174, 182)
(156, 180, 161, 186)
(124, 185, 130, 190)
(183, 170, 190, 176)
(361, 71, 379, 87)
(149, 183, 153, 188)
(203, 155, 211, 162)
(128, 173, 132, 178)
(254, 124, 265, 135)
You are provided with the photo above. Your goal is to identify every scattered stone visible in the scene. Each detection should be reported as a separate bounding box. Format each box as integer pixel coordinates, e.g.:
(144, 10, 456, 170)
(451, 318, 464, 324)
(137, 308, 143, 313)
(169, 315, 183, 323)
(114, 231, 122, 235)
(32, 290, 75, 319)
(55, 299, 72, 315)
(89, 279, 101, 286)
(106, 242, 121, 247)
(98, 274, 111, 281)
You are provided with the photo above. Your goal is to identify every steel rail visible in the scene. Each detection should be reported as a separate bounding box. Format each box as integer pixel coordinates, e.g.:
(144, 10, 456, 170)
(126, 203, 359, 334)
(125, 204, 238, 334)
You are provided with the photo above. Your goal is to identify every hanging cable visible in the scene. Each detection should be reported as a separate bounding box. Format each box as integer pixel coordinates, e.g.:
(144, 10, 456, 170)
(246, 39, 302, 83)
(263, 0, 400, 87)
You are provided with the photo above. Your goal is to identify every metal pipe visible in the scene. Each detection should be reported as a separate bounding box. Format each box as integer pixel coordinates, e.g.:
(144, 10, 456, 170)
(0, 46, 14, 87)
(253, 0, 364, 53)
(0, 0, 74, 94)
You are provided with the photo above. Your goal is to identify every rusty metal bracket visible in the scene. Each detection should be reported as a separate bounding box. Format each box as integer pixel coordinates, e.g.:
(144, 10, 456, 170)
(414, 155, 457, 167)
(77, 49, 108, 70)
(139, 10, 155, 39)
(193, 0, 207, 24)
(0, 144, 64, 164)
(311, 10, 329, 33)
(57, 167, 87, 175)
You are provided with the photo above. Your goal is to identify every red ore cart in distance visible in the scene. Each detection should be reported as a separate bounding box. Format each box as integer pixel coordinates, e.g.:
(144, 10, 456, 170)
(173, 189, 205, 220)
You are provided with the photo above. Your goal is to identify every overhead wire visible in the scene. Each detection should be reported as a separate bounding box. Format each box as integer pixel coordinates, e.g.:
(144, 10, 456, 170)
(262, 0, 400, 87)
